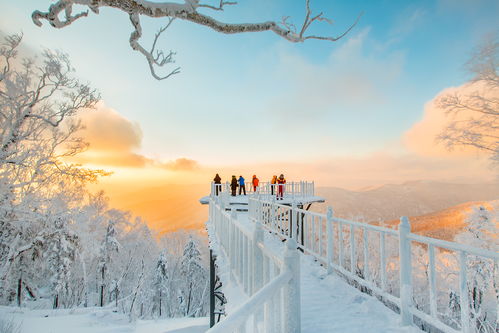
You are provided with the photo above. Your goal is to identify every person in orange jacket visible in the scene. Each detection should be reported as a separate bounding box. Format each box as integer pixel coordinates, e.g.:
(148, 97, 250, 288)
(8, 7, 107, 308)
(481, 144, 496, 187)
(252, 175, 259, 192)
(276, 174, 286, 200)
(271, 175, 277, 195)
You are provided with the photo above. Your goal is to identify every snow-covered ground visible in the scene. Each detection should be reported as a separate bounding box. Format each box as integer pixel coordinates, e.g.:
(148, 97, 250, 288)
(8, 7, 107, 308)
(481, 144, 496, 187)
(0, 306, 208, 333)
(299, 255, 417, 333)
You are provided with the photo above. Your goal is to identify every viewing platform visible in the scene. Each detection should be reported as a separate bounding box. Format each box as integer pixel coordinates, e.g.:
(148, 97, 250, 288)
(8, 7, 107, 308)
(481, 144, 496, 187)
(199, 181, 325, 211)
(203, 179, 498, 333)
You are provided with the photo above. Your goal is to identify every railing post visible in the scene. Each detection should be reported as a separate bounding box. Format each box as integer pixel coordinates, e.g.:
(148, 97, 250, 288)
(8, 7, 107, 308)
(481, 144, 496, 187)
(283, 238, 300, 333)
(326, 206, 334, 274)
(399, 216, 412, 326)
(291, 201, 298, 240)
(252, 221, 264, 294)
(459, 251, 470, 333)
(271, 196, 276, 230)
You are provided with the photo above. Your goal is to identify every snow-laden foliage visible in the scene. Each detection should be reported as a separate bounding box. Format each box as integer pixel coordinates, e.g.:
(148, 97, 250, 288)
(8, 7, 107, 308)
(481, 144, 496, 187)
(355, 203, 498, 333)
(178, 237, 208, 317)
(0, 33, 209, 319)
(453, 203, 498, 332)
(153, 251, 169, 317)
(44, 216, 79, 308)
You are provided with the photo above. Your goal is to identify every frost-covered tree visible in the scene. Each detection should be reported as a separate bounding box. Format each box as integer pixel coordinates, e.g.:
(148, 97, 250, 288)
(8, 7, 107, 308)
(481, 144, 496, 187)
(0, 32, 104, 301)
(1, 40, 209, 311)
(97, 215, 120, 307)
(179, 236, 207, 317)
(31, 0, 361, 80)
(455, 203, 498, 332)
(437, 34, 499, 166)
(153, 251, 169, 317)
(44, 216, 79, 308)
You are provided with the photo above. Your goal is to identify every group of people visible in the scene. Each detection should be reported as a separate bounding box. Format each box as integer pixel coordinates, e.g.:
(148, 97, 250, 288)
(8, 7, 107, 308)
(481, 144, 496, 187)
(213, 174, 287, 199)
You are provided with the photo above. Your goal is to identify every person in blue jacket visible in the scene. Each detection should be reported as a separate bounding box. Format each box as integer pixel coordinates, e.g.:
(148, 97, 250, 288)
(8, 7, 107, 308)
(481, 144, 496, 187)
(238, 175, 246, 195)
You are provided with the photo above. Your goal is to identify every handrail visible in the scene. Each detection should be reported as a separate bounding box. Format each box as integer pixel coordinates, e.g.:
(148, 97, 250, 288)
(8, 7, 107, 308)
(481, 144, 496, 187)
(210, 180, 315, 198)
(248, 196, 499, 333)
(209, 198, 301, 332)
(206, 271, 292, 333)
(408, 232, 498, 259)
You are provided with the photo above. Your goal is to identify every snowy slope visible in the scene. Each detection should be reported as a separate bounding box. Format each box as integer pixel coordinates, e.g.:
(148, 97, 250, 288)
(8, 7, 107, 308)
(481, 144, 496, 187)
(0, 306, 208, 333)
(379, 200, 497, 240)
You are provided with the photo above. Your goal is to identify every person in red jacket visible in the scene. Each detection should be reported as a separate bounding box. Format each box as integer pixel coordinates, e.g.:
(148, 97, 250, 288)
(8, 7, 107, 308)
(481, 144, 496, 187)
(276, 174, 286, 200)
(252, 175, 259, 192)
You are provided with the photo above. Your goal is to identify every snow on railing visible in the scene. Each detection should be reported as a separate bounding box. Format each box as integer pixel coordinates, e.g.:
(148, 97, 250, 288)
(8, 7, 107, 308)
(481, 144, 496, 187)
(210, 181, 314, 198)
(248, 196, 499, 333)
(207, 198, 301, 333)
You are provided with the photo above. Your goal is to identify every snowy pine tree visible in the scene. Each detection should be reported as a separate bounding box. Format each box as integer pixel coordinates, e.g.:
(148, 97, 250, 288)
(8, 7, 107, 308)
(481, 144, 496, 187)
(45, 216, 79, 308)
(455, 203, 498, 332)
(154, 251, 169, 317)
(179, 237, 207, 317)
(98, 218, 120, 307)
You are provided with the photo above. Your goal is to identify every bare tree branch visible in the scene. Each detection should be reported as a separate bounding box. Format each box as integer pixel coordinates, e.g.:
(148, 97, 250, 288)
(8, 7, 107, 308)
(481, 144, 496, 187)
(436, 34, 499, 167)
(31, 0, 361, 80)
(198, 0, 237, 11)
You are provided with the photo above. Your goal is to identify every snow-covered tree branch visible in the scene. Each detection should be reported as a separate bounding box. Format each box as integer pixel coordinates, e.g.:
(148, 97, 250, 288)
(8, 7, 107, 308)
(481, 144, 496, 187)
(31, 0, 361, 80)
(437, 34, 499, 166)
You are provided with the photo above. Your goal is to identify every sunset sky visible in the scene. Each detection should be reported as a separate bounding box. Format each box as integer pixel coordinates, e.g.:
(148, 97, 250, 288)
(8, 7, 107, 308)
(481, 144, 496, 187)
(1, 0, 497, 195)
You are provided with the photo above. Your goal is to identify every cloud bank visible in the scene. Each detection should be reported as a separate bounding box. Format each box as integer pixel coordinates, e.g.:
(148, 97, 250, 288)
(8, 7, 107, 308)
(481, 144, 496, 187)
(74, 102, 198, 171)
(404, 81, 496, 158)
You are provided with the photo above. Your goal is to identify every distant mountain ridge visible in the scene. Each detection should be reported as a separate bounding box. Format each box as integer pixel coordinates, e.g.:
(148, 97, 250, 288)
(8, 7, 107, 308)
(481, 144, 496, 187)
(315, 180, 499, 223)
(381, 200, 497, 241)
(101, 180, 498, 236)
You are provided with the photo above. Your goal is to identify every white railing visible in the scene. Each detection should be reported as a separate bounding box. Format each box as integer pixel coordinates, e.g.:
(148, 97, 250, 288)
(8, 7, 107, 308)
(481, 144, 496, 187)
(207, 198, 301, 333)
(248, 196, 499, 333)
(210, 181, 314, 199)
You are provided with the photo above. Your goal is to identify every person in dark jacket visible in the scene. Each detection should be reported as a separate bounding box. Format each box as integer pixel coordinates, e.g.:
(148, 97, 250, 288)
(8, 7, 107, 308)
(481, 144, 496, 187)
(213, 173, 221, 195)
(238, 175, 246, 195)
(230, 175, 238, 196)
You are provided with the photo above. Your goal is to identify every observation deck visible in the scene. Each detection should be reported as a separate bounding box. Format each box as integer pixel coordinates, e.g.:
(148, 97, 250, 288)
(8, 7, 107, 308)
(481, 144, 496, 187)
(203, 179, 498, 333)
(199, 181, 325, 211)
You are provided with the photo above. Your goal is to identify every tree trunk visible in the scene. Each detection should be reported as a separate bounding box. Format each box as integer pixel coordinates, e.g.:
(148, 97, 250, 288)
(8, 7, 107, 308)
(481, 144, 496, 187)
(80, 253, 88, 307)
(186, 282, 192, 316)
(115, 287, 119, 308)
(17, 277, 22, 307)
(17, 255, 23, 307)
(100, 265, 105, 307)
(159, 290, 162, 317)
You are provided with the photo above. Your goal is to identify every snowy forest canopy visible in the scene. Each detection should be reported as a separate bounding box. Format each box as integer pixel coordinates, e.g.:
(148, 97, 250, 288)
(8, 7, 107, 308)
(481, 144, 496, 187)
(0, 33, 209, 318)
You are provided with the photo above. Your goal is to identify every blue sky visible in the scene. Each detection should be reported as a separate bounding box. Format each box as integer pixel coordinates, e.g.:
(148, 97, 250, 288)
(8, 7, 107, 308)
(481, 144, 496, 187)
(0, 0, 497, 187)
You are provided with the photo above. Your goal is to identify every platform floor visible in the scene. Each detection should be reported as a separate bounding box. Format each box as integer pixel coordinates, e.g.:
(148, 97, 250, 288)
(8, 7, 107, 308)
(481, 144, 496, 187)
(199, 194, 325, 206)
